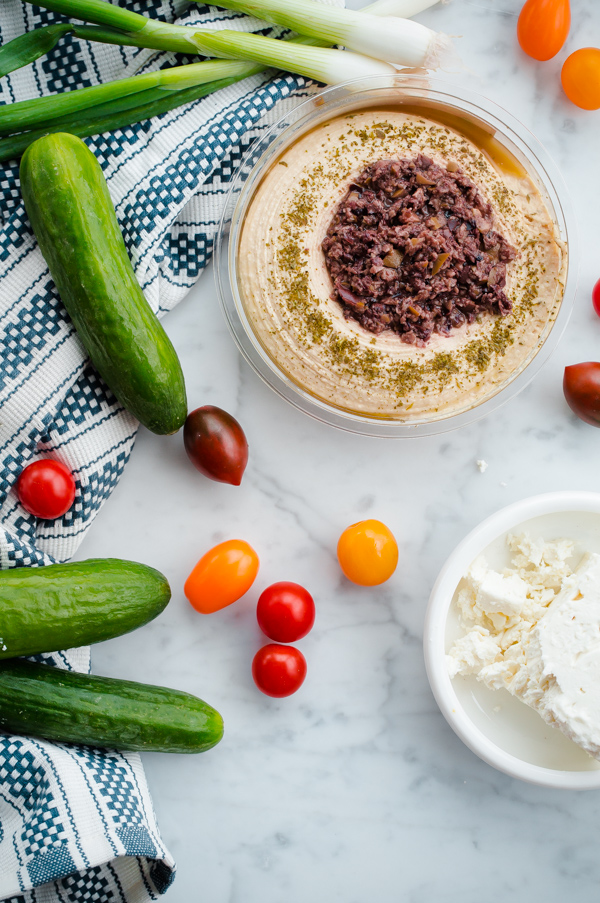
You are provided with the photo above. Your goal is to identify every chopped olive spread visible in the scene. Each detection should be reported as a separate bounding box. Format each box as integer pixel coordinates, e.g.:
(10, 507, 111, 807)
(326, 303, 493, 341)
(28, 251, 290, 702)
(322, 154, 517, 346)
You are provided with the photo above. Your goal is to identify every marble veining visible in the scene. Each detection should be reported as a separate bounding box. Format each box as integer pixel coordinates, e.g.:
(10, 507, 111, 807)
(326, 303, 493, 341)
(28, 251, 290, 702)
(74, 1, 600, 900)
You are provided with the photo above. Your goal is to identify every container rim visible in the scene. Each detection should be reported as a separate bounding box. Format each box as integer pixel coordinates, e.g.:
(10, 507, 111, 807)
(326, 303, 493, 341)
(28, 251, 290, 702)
(214, 74, 579, 438)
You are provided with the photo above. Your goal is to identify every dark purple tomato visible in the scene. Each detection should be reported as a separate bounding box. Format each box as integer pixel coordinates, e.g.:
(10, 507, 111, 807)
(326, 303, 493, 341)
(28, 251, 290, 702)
(183, 405, 248, 485)
(564, 363, 600, 426)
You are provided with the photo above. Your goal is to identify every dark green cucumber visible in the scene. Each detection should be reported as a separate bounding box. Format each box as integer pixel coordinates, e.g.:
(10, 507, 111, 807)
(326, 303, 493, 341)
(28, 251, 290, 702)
(19, 132, 187, 435)
(0, 558, 170, 659)
(0, 660, 223, 753)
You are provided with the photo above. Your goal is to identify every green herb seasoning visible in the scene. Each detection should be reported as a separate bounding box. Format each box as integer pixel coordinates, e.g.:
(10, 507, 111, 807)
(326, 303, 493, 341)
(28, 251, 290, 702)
(241, 107, 564, 416)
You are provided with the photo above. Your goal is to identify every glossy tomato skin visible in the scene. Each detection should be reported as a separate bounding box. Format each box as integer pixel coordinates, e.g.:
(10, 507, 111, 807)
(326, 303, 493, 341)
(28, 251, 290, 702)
(592, 279, 600, 318)
(562, 48, 600, 111)
(564, 363, 600, 426)
(184, 406, 248, 485)
(185, 539, 259, 613)
(256, 582, 315, 642)
(16, 459, 76, 519)
(517, 0, 570, 61)
(337, 519, 398, 586)
(252, 644, 307, 697)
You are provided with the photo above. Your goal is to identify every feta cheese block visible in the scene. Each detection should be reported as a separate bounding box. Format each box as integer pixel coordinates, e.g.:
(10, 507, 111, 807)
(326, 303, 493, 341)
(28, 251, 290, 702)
(447, 535, 600, 761)
(522, 554, 600, 759)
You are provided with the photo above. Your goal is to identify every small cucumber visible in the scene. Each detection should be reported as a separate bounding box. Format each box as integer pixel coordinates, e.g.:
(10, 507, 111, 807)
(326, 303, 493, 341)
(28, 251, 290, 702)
(19, 132, 187, 435)
(0, 558, 170, 660)
(0, 660, 223, 753)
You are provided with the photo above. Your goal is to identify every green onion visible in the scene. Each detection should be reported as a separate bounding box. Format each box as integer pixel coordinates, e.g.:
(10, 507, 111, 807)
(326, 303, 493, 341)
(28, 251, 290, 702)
(2, 0, 424, 81)
(24, 0, 449, 70)
(0, 23, 178, 80)
(22, 0, 218, 54)
(0, 23, 72, 78)
(192, 0, 451, 68)
(0, 0, 448, 160)
(0, 59, 261, 136)
(0, 76, 248, 162)
(21, 0, 396, 84)
(25, 0, 158, 34)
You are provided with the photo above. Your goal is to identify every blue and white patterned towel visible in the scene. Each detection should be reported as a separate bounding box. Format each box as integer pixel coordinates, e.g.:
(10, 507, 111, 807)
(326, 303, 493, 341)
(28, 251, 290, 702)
(0, 0, 340, 899)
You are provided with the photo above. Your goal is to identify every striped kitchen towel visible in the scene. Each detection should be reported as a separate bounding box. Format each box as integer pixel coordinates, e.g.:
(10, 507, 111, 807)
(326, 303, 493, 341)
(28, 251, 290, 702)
(0, 0, 340, 900)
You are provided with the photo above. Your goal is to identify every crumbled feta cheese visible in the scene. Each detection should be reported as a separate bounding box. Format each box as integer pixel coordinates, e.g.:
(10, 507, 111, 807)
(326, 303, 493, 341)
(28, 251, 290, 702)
(447, 533, 600, 760)
(476, 459, 488, 473)
(446, 626, 502, 679)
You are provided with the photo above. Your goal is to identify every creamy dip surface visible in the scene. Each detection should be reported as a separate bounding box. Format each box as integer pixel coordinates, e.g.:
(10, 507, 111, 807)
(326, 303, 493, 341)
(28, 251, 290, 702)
(236, 108, 567, 420)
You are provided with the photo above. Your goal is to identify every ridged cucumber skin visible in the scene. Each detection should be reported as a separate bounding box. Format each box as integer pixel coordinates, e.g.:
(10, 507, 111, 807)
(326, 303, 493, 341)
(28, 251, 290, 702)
(19, 133, 187, 435)
(0, 559, 170, 660)
(0, 660, 223, 754)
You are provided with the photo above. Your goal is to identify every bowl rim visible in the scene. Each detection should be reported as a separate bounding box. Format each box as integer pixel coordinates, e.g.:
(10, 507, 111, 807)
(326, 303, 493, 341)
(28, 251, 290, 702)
(424, 490, 600, 790)
(214, 74, 579, 439)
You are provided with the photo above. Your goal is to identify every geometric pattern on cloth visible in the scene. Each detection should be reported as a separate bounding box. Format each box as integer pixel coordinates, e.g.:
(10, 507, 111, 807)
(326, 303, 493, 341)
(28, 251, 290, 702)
(0, 0, 342, 899)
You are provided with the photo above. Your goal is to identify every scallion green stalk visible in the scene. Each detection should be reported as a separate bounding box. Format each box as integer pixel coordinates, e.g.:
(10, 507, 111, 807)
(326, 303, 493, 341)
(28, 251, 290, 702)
(26, 0, 160, 34)
(0, 59, 261, 136)
(22, 0, 217, 53)
(0, 76, 247, 162)
(0, 23, 72, 78)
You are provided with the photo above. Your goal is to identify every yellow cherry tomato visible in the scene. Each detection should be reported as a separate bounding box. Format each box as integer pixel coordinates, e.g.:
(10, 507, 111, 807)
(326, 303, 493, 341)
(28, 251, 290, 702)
(184, 539, 259, 613)
(337, 519, 398, 586)
(561, 48, 600, 110)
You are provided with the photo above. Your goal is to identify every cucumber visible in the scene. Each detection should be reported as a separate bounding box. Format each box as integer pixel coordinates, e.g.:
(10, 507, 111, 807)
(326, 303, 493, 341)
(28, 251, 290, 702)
(0, 660, 223, 753)
(0, 559, 170, 660)
(19, 132, 187, 435)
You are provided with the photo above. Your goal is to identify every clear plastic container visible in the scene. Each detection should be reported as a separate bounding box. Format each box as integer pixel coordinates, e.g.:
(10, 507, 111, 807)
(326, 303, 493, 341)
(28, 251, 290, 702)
(214, 75, 578, 438)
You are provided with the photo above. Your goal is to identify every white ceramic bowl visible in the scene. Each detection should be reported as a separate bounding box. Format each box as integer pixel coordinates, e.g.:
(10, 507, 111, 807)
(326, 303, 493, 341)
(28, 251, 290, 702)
(424, 492, 600, 789)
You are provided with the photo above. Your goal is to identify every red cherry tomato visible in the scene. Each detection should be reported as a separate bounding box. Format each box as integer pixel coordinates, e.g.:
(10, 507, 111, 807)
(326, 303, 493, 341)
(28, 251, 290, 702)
(517, 0, 570, 62)
(183, 406, 248, 485)
(184, 539, 259, 613)
(16, 459, 76, 519)
(252, 644, 307, 697)
(593, 279, 600, 318)
(563, 362, 600, 426)
(256, 581, 315, 642)
(337, 519, 398, 586)
(561, 48, 600, 111)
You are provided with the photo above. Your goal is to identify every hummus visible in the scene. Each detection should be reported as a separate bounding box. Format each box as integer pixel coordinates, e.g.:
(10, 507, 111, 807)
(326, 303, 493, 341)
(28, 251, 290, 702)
(236, 107, 566, 420)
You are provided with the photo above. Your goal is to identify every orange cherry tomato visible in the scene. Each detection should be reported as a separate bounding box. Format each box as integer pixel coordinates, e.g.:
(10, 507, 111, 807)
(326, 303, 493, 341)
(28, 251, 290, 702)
(337, 519, 398, 587)
(184, 539, 259, 613)
(517, 0, 570, 61)
(561, 48, 600, 110)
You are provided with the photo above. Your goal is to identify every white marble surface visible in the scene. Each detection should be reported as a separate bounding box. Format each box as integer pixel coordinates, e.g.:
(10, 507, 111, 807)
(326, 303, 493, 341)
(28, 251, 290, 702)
(74, 1, 600, 900)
